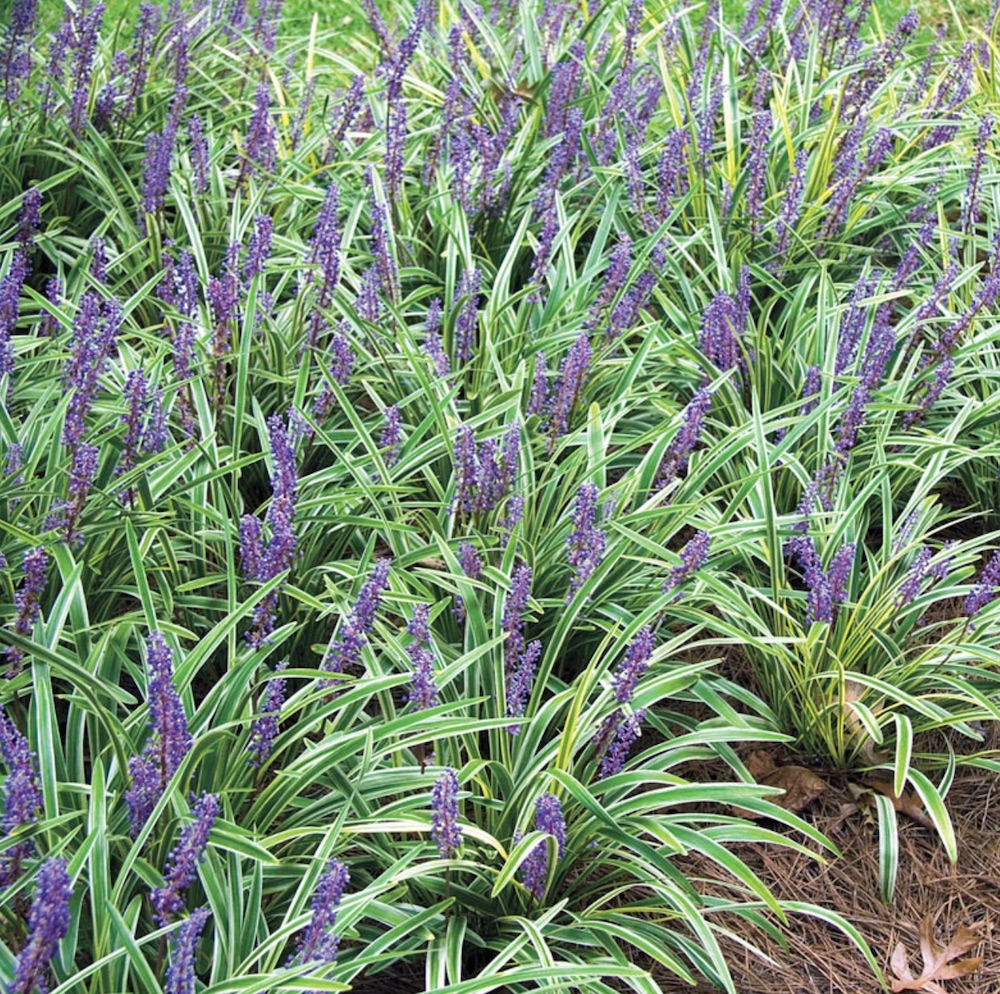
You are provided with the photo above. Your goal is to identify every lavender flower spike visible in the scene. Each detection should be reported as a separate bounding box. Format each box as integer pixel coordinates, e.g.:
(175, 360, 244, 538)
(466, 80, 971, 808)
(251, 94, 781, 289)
(520, 793, 566, 900)
(565, 482, 606, 600)
(9, 857, 72, 994)
(151, 792, 220, 926)
(406, 603, 439, 710)
(321, 558, 392, 680)
(0, 707, 43, 887)
(610, 626, 656, 704)
(662, 530, 711, 599)
(248, 662, 288, 768)
(5, 547, 47, 675)
(125, 632, 192, 835)
(295, 859, 349, 968)
(165, 907, 211, 994)
(379, 405, 402, 466)
(430, 768, 462, 858)
(598, 708, 646, 778)
(964, 550, 1000, 620)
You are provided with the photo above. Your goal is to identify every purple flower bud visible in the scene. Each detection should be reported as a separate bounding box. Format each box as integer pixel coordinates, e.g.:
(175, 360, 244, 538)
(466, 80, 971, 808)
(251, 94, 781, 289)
(520, 793, 565, 899)
(421, 298, 449, 375)
(295, 859, 349, 969)
(406, 603, 439, 710)
(9, 857, 72, 994)
(656, 129, 689, 221)
(0, 708, 43, 886)
(379, 405, 402, 466)
(321, 558, 392, 679)
(430, 768, 461, 858)
(962, 116, 993, 235)
(835, 273, 876, 375)
(165, 907, 210, 994)
(248, 662, 288, 768)
(565, 483, 606, 600)
(662, 530, 711, 600)
(151, 792, 220, 926)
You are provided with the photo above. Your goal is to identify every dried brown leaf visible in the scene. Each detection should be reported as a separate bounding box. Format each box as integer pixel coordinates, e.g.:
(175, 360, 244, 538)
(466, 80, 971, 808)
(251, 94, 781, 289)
(734, 763, 828, 817)
(864, 780, 935, 830)
(889, 916, 984, 993)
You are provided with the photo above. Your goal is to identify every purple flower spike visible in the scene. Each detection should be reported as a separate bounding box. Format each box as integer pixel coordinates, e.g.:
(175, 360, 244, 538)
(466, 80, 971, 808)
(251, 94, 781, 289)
(379, 405, 402, 466)
(151, 792, 220, 926)
(125, 632, 192, 835)
(502, 564, 533, 675)
(598, 708, 646, 778)
(187, 115, 209, 194)
(406, 603, 439, 710)
(964, 550, 1000, 620)
(430, 768, 462, 858)
(458, 542, 482, 579)
(610, 626, 656, 704)
(655, 388, 711, 493)
(245, 214, 273, 281)
(9, 857, 72, 994)
(248, 662, 288, 768)
(565, 482, 606, 600)
(520, 793, 566, 900)
(295, 859, 349, 968)
(305, 184, 341, 321)
(1, 0, 39, 103)
(321, 558, 392, 680)
(506, 638, 541, 733)
(662, 531, 711, 599)
(527, 353, 548, 416)
(5, 547, 47, 675)
(242, 81, 278, 183)
(546, 333, 591, 448)
(453, 268, 482, 364)
(896, 546, 932, 608)
(165, 907, 210, 994)
(700, 279, 751, 373)
(423, 299, 449, 375)
(0, 707, 43, 887)
(961, 116, 992, 235)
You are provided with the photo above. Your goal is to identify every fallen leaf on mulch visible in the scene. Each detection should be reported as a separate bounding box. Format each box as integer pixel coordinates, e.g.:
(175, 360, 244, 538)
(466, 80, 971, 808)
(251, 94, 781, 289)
(889, 916, 984, 993)
(864, 780, 936, 830)
(735, 752, 828, 816)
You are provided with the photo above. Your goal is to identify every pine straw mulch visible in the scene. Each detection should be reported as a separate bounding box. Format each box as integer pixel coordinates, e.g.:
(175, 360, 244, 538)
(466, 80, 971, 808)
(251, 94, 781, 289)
(657, 748, 1000, 994)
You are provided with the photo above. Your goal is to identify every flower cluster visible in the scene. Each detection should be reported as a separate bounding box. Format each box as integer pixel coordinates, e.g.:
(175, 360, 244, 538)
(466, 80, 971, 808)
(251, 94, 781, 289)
(452, 421, 520, 520)
(321, 558, 392, 680)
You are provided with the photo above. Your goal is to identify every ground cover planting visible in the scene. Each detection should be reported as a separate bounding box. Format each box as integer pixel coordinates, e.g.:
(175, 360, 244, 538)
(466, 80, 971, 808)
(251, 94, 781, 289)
(1, 0, 1000, 991)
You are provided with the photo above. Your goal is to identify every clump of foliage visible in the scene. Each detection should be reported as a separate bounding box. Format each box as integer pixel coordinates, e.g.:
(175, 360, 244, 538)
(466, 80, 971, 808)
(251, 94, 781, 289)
(0, 0, 999, 991)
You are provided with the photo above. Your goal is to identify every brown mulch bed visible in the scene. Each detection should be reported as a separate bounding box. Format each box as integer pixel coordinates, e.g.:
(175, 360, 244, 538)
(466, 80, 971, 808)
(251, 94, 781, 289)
(657, 749, 1000, 994)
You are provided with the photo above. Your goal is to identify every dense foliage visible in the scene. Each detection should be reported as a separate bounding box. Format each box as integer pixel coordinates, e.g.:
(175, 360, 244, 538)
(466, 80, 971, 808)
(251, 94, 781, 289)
(1, 0, 999, 991)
